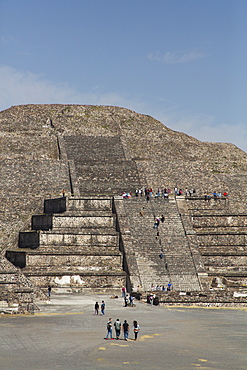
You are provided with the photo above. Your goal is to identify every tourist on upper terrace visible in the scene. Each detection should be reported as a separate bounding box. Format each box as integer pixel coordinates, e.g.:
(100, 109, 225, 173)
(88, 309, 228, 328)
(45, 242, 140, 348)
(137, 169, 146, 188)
(153, 219, 159, 229)
(159, 250, 164, 259)
(161, 214, 165, 223)
(167, 282, 172, 291)
(122, 192, 131, 198)
(174, 187, 178, 196)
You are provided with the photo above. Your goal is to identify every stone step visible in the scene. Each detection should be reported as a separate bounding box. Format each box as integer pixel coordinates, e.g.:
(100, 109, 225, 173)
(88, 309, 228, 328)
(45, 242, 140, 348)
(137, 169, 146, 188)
(24, 254, 122, 269)
(118, 197, 201, 291)
(40, 232, 118, 246)
(67, 197, 112, 211)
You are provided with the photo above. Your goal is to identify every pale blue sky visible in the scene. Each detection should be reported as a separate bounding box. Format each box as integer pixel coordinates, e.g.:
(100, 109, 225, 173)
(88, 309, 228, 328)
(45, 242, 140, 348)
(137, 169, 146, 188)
(1, 0, 247, 151)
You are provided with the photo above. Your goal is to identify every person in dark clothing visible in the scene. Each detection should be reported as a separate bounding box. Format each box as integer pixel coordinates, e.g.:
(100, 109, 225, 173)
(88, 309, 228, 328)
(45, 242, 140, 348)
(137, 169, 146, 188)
(101, 301, 105, 315)
(94, 301, 99, 315)
(47, 285, 51, 297)
(122, 320, 129, 341)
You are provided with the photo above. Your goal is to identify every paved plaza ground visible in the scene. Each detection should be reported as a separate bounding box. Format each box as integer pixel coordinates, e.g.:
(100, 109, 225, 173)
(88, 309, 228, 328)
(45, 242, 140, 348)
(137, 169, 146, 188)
(0, 292, 247, 369)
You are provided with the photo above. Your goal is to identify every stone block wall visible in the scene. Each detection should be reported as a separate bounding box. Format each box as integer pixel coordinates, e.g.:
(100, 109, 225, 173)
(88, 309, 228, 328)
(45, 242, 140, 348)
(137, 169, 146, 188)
(26, 254, 122, 271)
(52, 215, 115, 229)
(39, 232, 118, 246)
(27, 273, 126, 290)
(68, 197, 112, 211)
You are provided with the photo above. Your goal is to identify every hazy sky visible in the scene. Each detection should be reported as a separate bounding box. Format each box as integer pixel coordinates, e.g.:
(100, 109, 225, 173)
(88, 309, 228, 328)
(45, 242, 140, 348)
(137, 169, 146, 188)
(1, 0, 247, 152)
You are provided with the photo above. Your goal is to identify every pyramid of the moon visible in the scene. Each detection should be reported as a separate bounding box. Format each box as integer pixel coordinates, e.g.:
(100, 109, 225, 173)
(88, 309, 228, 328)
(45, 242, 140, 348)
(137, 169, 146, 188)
(1, 104, 247, 309)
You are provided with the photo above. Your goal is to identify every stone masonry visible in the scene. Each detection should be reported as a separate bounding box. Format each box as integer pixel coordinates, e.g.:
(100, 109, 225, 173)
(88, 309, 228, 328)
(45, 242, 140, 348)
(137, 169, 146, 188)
(6, 197, 125, 293)
(2, 104, 247, 307)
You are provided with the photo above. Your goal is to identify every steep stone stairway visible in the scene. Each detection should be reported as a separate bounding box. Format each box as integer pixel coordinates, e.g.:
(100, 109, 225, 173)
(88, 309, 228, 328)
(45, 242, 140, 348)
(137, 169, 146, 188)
(114, 196, 201, 291)
(63, 135, 140, 195)
(6, 197, 125, 292)
(186, 196, 247, 289)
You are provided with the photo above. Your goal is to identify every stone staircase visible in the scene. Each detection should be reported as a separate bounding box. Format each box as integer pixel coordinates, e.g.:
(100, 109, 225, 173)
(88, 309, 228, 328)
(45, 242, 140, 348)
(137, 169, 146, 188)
(185, 196, 247, 290)
(6, 197, 126, 292)
(63, 135, 140, 195)
(114, 196, 201, 291)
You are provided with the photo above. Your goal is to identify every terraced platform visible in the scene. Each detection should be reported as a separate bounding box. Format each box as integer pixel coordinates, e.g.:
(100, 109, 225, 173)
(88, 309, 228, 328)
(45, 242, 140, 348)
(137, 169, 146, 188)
(6, 197, 126, 292)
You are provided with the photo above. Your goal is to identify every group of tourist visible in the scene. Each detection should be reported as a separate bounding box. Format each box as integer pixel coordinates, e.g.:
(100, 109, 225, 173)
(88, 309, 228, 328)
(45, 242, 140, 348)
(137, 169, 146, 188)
(150, 282, 173, 292)
(94, 300, 106, 315)
(106, 318, 140, 341)
(204, 191, 228, 201)
(123, 187, 198, 199)
(123, 186, 230, 201)
(122, 286, 135, 306)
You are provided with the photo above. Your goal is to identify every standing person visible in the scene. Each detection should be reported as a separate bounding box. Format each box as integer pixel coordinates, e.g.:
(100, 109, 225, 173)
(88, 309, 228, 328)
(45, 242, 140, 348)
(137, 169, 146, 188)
(94, 301, 99, 315)
(129, 294, 134, 307)
(114, 318, 121, 340)
(133, 320, 140, 341)
(101, 300, 105, 315)
(167, 281, 172, 291)
(106, 318, 113, 339)
(122, 286, 126, 298)
(47, 285, 51, 298)
(122, 320, 129, 341)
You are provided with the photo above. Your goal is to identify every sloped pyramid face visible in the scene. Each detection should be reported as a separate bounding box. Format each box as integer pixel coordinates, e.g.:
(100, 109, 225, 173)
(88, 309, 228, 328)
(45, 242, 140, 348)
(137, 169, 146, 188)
(1, 104, 247, 299)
